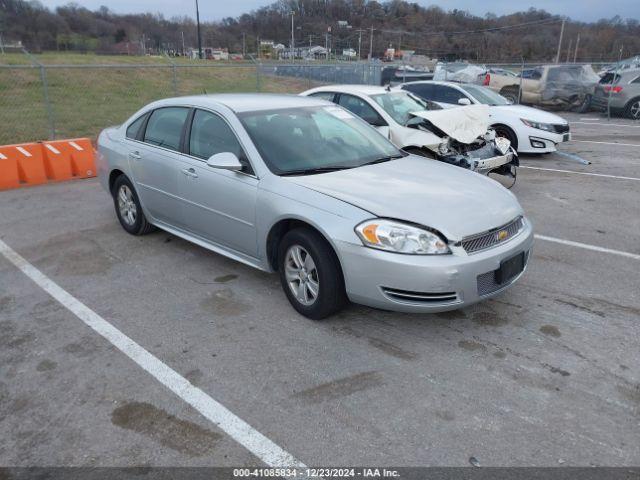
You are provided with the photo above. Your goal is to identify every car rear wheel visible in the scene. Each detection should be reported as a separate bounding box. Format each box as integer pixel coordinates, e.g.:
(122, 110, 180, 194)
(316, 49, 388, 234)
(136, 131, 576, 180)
(112, 175, 155, 235)
(625, 98, 640, 120)
(278, 228, 347, 319)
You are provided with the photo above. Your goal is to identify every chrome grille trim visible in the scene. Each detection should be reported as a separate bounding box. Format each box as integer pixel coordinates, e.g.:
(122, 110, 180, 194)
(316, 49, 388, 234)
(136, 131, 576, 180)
(461, 216, 524, 254)
(381, 287, 459, 304)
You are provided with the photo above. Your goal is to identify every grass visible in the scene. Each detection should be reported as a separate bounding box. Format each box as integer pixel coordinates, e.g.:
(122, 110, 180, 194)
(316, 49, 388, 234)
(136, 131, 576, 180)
(0, 52, 317, 144)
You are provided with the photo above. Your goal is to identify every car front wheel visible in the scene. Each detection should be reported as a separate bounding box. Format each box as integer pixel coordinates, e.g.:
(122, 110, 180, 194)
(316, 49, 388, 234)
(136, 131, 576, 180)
(278, 228, 347, 319)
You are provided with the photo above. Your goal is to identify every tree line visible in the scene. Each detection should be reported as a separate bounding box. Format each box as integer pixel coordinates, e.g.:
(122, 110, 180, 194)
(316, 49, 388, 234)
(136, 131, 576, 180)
(1, 0, 638, 62)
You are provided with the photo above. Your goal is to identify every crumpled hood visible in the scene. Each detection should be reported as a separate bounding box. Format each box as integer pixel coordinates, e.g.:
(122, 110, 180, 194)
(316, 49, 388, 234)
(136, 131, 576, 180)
(286, 155, 522, 241)
(409, 104, 489, 144)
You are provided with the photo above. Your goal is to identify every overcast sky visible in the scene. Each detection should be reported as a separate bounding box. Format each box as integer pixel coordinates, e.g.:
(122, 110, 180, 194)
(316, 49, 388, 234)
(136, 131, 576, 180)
(39, 0, 639, 23)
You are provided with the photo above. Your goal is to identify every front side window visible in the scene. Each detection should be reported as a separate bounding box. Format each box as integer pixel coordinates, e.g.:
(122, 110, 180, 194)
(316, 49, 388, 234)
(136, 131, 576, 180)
(370, 92, 432, 125)
(189, 109, 245, 161)
(337, 94, 385, 126)
(239, 106, 402, 175)
(432, 86, 467, 104)
(143, 107, 189, 151)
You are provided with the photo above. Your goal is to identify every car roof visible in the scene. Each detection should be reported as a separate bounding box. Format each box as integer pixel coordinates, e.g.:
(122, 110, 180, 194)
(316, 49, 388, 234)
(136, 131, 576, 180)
(400, 80, 466, 89)
(309, 84, 395, 96)
(148, 93, 330, 113)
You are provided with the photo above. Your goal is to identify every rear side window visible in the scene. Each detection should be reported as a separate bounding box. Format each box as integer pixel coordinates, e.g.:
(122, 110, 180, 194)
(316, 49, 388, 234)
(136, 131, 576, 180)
(402, 83, 436, 100)
(600, 73, 621, 84)
(126, 114, 147, 139)
(143, 107, 189, 151)
(630, 76, 640, 84)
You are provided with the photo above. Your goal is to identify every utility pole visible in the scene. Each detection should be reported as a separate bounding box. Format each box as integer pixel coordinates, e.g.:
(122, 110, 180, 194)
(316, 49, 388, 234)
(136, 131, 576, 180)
(195, 0, 203, 59)
(566, 38, 572, 63)
(290, 11, 295, 62)
(0, 33, 4, 55)
(368, 26, 374, 60)
(555, 17, 565, 64)
(181, 31, 185, 56)
(573, 34, 580, 63)
(242, 32, 246, 58)
(357, 29, 363, 60)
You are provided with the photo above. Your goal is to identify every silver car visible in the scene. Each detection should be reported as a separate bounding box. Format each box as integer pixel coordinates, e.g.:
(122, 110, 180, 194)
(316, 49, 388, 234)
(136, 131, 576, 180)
(97, 94, 534, 319)
(590, 70, 640, 119)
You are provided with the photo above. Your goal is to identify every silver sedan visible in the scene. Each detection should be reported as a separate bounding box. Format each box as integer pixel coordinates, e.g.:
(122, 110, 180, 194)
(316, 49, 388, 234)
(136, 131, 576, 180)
(97, 94, 533, 319)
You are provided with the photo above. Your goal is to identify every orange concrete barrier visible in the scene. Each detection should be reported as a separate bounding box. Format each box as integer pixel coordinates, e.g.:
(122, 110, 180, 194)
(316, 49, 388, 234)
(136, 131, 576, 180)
(0, 138, 96, 191)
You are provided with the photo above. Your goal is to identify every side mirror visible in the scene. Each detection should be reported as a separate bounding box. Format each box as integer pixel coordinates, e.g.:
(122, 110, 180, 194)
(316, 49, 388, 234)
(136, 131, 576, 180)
(458, 97, 472, 106)
(206, 152, 242, 171)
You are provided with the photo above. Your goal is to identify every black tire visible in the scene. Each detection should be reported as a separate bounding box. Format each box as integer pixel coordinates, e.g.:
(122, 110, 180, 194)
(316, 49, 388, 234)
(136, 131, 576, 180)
(500, 87, 521, 105)
(278, 228, 347, 320)
(492, 124, 518, 151)
(112, 174, 155, 235)
(624, 97, 640, 120)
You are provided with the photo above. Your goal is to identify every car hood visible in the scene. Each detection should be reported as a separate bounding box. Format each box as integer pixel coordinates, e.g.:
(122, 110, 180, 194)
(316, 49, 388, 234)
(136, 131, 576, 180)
(286, 155, 522, 241)
(493, 104, 567, 124)
(409, 104, 489, 144)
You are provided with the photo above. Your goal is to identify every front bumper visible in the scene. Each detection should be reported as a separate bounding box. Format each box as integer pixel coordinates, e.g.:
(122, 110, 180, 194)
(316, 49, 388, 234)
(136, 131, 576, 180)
(337, 218, 534, 313)
(519, 128, 570, 154)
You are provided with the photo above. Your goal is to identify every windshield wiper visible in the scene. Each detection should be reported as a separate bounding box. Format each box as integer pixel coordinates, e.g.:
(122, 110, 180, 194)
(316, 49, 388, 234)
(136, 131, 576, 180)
(279, 166, 354, 176)
(360, 154, 405, 167)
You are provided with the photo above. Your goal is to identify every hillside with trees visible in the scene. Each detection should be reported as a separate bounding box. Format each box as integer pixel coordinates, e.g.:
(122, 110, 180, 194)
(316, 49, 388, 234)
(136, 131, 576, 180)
(1, 0, 638, 62)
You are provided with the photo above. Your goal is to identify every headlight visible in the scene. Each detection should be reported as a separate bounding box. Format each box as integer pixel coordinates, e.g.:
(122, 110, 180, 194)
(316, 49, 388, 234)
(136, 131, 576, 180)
(521, 118, 555, 132)
(355, 219, 450, 255)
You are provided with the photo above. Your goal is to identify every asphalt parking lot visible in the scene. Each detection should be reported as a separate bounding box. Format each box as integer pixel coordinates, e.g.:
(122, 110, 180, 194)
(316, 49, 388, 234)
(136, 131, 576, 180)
(1, 111, 639, 468)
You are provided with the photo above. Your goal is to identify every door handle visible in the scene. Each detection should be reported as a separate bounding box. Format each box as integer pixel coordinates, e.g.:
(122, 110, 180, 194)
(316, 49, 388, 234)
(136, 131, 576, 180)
(129, 151, 141, 160)
(181, 167, 198, 178)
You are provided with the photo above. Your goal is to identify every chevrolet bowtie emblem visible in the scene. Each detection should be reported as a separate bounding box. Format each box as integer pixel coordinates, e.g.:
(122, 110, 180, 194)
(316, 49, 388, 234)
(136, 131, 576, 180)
(497, 230, 509, 241)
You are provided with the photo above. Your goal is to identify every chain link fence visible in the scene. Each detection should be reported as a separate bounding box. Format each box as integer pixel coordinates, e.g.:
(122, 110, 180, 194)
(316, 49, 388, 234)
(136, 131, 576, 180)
(1, 57, 635, 145)
(0, 61, 323, 145)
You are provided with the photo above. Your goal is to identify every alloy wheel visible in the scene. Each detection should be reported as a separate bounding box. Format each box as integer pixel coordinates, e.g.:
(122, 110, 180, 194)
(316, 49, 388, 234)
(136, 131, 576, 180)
(631, 101, 640, 119)
(284, 245, 319, 306)
(117, 185, 137, 226)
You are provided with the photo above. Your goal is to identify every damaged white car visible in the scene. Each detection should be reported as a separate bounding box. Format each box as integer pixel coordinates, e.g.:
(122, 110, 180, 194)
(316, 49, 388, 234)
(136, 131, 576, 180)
(301, 85, 518, 179)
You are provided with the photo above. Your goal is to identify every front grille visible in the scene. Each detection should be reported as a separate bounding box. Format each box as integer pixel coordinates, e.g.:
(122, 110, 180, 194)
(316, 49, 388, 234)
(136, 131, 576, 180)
(381, 287, 459, 304)
(552, 124, 570, 134)
(477, 251, 530, 296)
(461, 217, 524, 254)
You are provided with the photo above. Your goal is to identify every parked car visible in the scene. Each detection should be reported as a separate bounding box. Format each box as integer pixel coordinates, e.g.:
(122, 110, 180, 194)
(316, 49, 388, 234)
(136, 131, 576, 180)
(401, 81, 571, 153)
(300, 85, 518, 178)
(481, 64, 599, 111)
(590, 69, 640, 119)
(97, 94, 533, 319)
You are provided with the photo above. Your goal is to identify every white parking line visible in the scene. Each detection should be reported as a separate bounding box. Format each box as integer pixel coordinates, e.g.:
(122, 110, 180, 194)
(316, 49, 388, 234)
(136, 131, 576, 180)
(572, 121, 640, 128)
(0, 238, 306, 469)
(520, 166, 640, 182)
(571, 139, 640, 147)
(535, 235, 640, 261)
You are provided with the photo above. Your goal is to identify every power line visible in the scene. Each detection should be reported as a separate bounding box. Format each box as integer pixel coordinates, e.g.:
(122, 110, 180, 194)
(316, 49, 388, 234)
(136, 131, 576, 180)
(376, 17, 562, 38)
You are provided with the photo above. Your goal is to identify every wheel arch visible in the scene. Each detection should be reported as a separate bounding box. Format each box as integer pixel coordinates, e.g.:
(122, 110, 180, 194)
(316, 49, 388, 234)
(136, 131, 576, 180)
(265, 217, 343, 275)
(108, 169, 126, 194)
(624, 96, 640, 119)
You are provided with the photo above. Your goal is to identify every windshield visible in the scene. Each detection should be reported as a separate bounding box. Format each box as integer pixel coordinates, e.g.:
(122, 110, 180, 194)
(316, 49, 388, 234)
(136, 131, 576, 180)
(460, 84, 510, 106)
(370, 92, 432, 125)
(238, 106, 403, 175)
